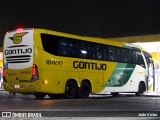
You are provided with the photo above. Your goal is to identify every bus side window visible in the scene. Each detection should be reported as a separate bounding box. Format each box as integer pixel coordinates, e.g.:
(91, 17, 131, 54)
(74, 40, 81, 58)
(133, 50, 145, 67)
(121, 49, 132, 63)
(80, 42, 87, 58)
(103, 46, 108, 60)
(108, 47, 120, 62)
(115, 48, 120, 62)
(68, 40, 75, 57)
(58, 39, 68, 56)
(93, 43, 103, 60)
(41, 33, 58, 55)
(133, 50, 139, 64)
(143, 51, 154, 69)
(108, 47, 115, 61)
(58, 38, 75, 57)
(138, 53, 145, 68)
(79, 41, 92, 59)
(86, 42, 92, 59)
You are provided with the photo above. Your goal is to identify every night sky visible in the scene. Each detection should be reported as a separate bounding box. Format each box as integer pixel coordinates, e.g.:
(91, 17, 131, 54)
(0, 0, 160, 47)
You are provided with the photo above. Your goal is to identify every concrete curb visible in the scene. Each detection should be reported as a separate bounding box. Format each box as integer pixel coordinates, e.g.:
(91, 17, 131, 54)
(142, 94, 160, 97)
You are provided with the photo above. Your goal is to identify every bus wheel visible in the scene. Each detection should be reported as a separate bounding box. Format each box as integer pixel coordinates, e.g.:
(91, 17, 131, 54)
(77, 81, 91, 99)
(136, 82, 146, 96)
(48, 94, 62, 99)
(63, 81, 77, 99)
(34, 93, 46, 99)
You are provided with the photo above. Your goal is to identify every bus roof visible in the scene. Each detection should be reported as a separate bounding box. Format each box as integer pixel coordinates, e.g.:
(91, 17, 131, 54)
(6, 28, 146, 51)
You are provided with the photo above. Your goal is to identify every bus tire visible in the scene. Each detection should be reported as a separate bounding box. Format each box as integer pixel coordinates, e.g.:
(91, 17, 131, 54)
(48, 94, 62, 99)
(77, 81, 91, 99)
(34, 93, 46, 99)
(63, 80, 77, 99)
(136, 82, 146, 96)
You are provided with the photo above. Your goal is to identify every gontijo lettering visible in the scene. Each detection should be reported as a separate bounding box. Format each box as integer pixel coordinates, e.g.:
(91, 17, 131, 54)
(73, 61, 107, 70)
(5, 48, 32, 55)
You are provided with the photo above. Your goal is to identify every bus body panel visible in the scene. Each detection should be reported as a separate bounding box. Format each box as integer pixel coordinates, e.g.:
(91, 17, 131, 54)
(98, 65, 146, 93)
(40, 50, 114, 93)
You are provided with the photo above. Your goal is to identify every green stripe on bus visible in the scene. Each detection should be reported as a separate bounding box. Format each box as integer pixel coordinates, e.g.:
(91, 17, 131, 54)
(103, 63, 136, 87)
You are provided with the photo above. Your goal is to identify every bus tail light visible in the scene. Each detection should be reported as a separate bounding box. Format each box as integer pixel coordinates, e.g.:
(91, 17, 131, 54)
(30, 64, 39, 82)
(2, 66, 7, 82)
(16, 28, 24, 32)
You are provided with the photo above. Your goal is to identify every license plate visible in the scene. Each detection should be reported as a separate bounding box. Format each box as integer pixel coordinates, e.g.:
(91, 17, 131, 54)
(14, 85, 20, 89)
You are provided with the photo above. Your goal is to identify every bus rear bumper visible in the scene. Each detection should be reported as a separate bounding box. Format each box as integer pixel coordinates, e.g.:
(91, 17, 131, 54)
(3, 83, 39, 93)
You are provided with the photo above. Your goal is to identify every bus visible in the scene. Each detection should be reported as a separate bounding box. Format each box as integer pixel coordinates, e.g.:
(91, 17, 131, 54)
(3, 28, 155, 99)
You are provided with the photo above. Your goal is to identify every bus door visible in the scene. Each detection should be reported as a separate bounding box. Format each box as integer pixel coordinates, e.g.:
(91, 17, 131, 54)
(143, 52, 155, 91)
(148, 59, 155, 91)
